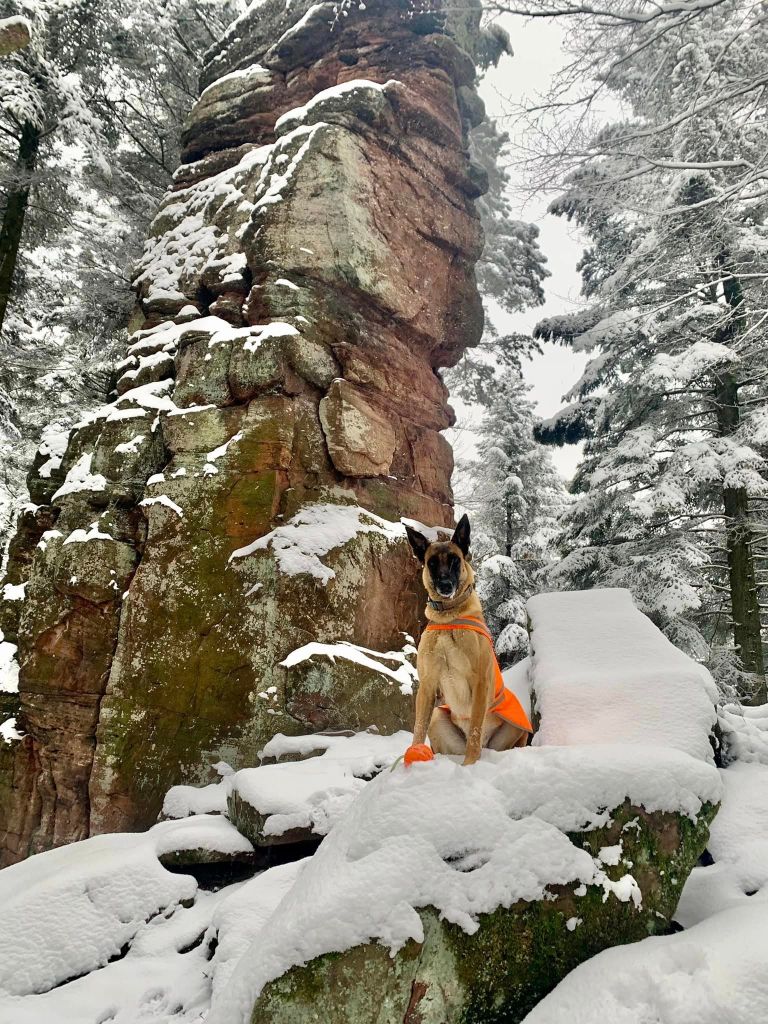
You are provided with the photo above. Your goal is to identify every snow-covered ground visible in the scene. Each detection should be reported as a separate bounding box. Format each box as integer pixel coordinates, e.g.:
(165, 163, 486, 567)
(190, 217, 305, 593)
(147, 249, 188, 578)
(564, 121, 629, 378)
(0, 589, 765, 1024)
(523, 728, 768, 1024)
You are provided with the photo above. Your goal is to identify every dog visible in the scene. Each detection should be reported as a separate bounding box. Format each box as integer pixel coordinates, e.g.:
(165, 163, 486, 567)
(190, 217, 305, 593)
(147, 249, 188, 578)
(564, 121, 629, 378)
(404, 514, 532, 766)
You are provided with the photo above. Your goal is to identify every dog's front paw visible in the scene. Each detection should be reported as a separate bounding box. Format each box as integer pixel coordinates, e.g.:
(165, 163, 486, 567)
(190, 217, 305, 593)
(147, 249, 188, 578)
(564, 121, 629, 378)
(462, 752, 480, 767)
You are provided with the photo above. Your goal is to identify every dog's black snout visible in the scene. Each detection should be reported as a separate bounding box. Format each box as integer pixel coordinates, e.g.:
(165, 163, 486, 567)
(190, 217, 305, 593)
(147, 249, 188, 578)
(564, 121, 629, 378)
(436, 579, 454, 596)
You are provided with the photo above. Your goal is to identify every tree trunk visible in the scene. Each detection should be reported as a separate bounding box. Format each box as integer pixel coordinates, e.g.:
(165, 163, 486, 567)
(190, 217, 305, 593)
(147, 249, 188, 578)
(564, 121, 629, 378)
(713, 355, 766, 703)
(0, 122, 40, 333)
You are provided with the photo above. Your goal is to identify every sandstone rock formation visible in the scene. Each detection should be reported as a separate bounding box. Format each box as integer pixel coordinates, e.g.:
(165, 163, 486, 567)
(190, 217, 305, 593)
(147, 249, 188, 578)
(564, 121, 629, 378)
(0, 16, 31, 57)
(0, 0, 490, 864)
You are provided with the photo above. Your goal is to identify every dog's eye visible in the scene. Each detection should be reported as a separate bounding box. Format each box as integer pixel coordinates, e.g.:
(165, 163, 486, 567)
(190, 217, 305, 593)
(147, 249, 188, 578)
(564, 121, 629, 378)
(427, 557, 438, 573)
(448, 555, 459, 571)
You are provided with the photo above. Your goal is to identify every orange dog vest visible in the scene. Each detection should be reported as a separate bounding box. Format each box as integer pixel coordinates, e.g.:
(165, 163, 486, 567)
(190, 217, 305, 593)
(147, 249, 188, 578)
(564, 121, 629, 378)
(425, 615, 533, 734)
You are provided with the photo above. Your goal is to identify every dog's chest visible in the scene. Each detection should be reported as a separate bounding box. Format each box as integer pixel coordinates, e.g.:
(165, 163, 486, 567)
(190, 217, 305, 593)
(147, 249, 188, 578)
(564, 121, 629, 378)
(419, 631, 477, 715)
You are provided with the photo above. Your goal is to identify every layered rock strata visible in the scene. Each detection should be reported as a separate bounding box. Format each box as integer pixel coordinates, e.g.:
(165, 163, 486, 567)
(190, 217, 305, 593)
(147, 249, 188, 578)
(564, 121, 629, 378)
(0, 0, 488, 863)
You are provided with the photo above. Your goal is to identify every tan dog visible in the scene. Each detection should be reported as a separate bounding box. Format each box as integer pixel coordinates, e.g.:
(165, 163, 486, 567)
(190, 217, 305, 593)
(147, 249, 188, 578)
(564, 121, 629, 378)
(405, 515, 531, 766)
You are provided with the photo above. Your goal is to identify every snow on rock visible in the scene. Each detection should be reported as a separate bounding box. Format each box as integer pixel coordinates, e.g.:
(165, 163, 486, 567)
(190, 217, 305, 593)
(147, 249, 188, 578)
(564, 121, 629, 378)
(211, 742, 719, 1024)
(152, 815, 254, 860)
(0, 815, 253, 1002)
(0, 633, 20, 694)
(51, 453, 108, 502)
(140, 494, 184, 517)
(63, 522, 114, 545)
(230, 730, 412, 838)
(113, 434, 146, 455)
(1, 581, 25, 601)
(0, 717, 21, 743)
(229, 502, 405, 582)
(0, 829, 196, 997)
(400, 516, 452, 544)
(280, 638, 417, 695)
(163, 780, 229, 819)
(207, 861, 307, 1009)
(527, 588, 717, 760)
(198, 62, 271, 105)
(274, 78, 392, 133)
(133, 139, 276, 306)
(522, 901, 768, 1024)
(528, 759, 768, 1024)
(35, 424, 69, 479)
(0, 888, 228, 1024)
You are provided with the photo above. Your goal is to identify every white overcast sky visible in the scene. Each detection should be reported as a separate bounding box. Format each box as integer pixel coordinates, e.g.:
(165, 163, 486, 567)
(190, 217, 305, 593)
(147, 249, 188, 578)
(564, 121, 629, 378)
(472, 16, 589, 481)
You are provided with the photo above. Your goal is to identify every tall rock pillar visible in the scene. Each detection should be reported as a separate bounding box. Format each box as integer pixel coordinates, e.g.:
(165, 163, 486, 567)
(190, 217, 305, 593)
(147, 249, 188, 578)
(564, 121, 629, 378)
(0, 0, 488, 863)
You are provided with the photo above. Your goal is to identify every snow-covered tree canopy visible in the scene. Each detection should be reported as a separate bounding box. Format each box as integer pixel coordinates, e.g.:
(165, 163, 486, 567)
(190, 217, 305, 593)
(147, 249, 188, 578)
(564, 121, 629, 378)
(520, 0, 768, 699)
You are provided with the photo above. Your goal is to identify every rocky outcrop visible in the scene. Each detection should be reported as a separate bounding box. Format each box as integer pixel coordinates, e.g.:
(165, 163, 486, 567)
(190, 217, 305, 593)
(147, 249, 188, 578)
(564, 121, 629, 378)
(211, 589, 722, 1024)
(0, 16, 31, 57)
(245, 802, 717, 1024)
(0, 0, 489, 863)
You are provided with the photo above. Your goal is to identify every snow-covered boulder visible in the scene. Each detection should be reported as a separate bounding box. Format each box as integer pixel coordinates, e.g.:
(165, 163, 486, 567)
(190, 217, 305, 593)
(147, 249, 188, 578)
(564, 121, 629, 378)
(0, 15, 31, 56)
(209, 588, 721, 1024)
(527, 588, 718, 758)
(227, 729, 411, 845)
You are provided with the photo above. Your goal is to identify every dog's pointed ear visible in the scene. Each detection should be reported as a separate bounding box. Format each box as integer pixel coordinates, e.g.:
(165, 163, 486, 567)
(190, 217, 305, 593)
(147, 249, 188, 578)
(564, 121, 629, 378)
(404, 523, 430, 563)
(451, 514, 470, 556)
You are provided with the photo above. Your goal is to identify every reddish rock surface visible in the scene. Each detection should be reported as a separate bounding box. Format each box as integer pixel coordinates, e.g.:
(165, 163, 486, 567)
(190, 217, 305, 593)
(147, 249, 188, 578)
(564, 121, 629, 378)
(0, 0, 488, 863)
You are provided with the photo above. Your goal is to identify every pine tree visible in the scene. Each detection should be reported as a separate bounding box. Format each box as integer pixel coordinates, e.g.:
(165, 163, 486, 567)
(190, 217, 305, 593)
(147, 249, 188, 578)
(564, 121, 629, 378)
(447, 118, 549, 406)
(532, 11, 768, 701)
(461, 372, 565, 665)
(0, 0, 241, 537)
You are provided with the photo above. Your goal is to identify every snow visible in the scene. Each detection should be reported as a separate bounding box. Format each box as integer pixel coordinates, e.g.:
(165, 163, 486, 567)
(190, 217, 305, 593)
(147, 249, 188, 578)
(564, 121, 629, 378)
(206, 862, 306, 1011)
(229, 502, 405, 583)
(198, 63, 271, 104)
(207, 431, 242, 462)
(274, 78, 391, 133)
(1, 581, 25, 601)
(140, 495, 183, 517)
(525, 759, 768, 1024)
(0, 717, 21, 743)
(212, 741, 719, 1024)
(231, 730, 412, 838)
(280, 638, 417, 694)
(162, 781, 229, 820)
(150, 816, 253, 861)
(114, 434, 145, 454)
(523, 901, 768, 1024)
(63, 522, 114, 545)
(0, 829, 196, 997)
(51, 453, 108, 501)
(527, 589, 717, 761)
(163, 729, 427, 840)
(400, 516, 452, 544)
(0, 815, 252, 1005)
(718, 702, 768, 764)
(36, 424, 69, 478)
(650, 340, 736, 385)
(0, 635, 19, 694)
(119, 349, 174, 384)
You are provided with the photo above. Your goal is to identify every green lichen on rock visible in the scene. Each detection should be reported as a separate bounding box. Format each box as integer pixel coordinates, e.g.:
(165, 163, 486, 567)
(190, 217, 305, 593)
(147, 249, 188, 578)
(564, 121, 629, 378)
(247, 801, 716, 1024)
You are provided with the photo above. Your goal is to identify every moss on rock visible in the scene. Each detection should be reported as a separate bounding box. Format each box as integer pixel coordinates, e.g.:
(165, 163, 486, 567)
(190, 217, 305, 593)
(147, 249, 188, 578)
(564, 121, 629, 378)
(247, 801, 717, 1024)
